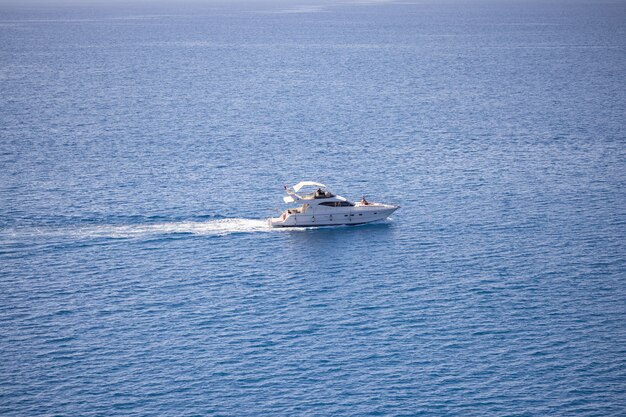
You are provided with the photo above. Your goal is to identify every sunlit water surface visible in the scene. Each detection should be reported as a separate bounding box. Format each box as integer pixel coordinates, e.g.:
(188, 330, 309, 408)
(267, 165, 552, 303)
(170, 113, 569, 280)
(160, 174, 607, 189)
(1, 1, 625, 415)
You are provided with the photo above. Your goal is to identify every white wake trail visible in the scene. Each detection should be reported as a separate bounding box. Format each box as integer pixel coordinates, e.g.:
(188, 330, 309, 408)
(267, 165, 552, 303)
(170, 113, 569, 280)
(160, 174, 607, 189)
(1, 219, 273, 242)
(76, 219, 271, 239)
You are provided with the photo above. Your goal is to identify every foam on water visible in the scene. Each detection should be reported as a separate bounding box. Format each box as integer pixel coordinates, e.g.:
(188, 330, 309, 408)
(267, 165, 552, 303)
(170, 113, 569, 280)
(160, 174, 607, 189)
(1, 218, 273, 242)
(78, 218, 272, 238)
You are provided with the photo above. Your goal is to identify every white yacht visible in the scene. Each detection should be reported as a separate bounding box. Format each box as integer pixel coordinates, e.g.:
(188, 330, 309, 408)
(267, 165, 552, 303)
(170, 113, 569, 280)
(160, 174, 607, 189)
(268, 181, 399, 228)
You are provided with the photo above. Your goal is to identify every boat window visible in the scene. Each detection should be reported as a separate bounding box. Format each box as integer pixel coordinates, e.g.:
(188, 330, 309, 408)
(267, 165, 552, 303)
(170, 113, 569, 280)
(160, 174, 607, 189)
(319, 201, 354, 207)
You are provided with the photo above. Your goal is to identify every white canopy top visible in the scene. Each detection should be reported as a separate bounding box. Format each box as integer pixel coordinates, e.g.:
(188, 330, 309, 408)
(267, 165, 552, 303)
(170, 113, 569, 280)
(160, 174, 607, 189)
(292, 181, 326, 192)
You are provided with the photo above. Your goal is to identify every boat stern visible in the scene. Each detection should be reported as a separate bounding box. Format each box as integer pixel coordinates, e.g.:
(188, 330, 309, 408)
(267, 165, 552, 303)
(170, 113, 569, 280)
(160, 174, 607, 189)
(268, 211, 297, 228)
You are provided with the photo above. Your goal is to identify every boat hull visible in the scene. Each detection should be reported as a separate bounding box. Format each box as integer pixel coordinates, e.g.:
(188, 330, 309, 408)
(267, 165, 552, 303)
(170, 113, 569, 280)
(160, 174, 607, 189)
(268, 206, 398, 228)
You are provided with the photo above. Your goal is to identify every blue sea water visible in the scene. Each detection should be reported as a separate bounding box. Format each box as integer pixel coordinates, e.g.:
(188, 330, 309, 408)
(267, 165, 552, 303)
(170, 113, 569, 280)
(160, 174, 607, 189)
(1, 0, 626, 415)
